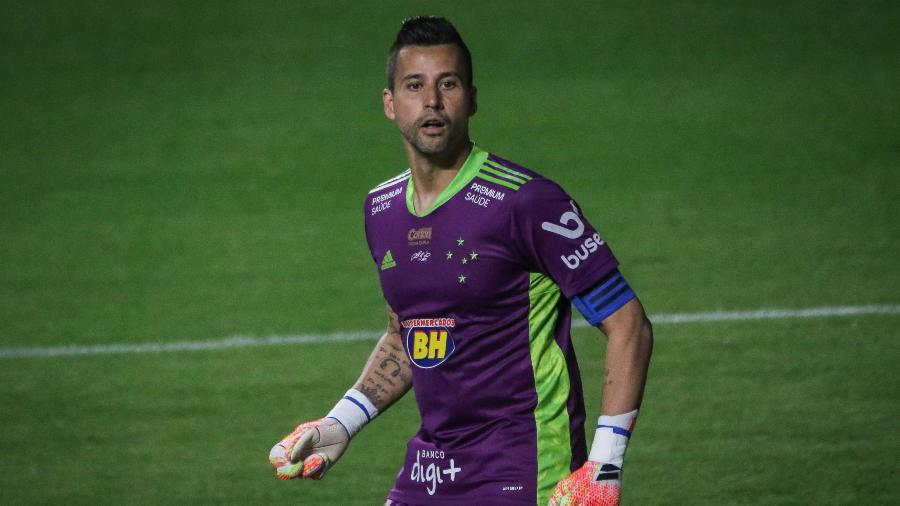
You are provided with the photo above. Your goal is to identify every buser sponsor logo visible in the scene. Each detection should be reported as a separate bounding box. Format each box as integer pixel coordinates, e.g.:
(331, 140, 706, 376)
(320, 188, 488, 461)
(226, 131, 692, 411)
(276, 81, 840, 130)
(542, 200, 607, 270)
(408, 227, 432, 246)
(541, 200, 585, 239)
(561, 233, 605, 270)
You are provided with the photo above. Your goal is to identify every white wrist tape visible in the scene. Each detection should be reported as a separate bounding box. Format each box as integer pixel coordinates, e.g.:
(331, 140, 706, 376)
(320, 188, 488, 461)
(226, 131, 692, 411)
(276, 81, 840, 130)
(588, 409, 638, 467)
(326, 389, 379, 438)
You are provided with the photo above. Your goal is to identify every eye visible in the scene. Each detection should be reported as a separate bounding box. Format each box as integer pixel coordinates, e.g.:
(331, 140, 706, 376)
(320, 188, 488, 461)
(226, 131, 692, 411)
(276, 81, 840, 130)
(407, 82, 423, 91)
(440, 79, 458, 90)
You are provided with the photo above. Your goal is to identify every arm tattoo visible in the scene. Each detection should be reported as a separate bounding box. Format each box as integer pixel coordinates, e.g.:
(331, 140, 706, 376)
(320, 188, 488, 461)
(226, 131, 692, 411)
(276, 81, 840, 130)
(358, 384, 384, 407)
(379, 357, 403, 377)
(353, 305, 413, 412)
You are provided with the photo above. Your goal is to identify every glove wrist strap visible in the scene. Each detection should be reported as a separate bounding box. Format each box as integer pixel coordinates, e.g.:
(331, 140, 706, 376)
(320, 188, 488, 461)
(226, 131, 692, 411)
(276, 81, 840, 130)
(588, 409, 638, 467)
(326, 388, 378, 438)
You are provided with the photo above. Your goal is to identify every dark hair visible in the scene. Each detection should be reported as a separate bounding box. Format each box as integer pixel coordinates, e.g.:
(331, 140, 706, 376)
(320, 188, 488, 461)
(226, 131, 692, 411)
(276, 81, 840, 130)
(386, 16, 473, 90)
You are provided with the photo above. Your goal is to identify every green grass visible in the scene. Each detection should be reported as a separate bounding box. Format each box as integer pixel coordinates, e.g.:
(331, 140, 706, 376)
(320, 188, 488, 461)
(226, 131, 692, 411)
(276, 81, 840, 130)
(1, 1, 898, 504)
(1, 317, 897, 504)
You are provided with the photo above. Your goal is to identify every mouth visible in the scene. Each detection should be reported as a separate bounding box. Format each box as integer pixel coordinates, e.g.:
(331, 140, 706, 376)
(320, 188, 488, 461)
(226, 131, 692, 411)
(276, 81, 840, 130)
(419, 117, 447, 135)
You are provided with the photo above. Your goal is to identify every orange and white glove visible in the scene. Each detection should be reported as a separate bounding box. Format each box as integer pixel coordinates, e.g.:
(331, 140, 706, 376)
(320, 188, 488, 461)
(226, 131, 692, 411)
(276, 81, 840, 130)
(548, 461, 622, 506)
(548, 409, 637, 506)
(268, 389, 378, 480)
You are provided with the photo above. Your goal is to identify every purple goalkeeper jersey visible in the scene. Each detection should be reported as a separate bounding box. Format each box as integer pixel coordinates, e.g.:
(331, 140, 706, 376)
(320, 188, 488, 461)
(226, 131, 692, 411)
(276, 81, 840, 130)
(364, 145, 619, 505)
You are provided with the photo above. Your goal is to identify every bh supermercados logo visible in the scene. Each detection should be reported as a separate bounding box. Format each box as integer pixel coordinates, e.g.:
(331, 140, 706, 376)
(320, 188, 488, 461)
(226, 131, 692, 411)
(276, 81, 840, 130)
(401, 318, 456, 368)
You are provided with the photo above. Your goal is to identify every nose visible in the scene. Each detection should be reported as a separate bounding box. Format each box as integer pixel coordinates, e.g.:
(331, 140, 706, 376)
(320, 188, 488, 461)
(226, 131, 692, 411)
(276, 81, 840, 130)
(424, 83, 443, 110)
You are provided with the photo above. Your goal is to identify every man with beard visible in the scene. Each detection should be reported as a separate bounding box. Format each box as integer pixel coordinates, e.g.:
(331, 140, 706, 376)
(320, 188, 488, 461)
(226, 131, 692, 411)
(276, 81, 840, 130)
(269, 16, 653, 506)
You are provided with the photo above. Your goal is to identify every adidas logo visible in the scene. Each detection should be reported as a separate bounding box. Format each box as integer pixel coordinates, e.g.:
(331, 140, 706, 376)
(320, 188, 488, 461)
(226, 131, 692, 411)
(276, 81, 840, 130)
(381, 250, 397, 271)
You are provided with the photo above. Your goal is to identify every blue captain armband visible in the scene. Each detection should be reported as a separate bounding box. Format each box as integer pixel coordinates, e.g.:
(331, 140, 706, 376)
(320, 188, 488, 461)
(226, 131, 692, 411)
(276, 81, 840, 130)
(572, 270, 636, 326)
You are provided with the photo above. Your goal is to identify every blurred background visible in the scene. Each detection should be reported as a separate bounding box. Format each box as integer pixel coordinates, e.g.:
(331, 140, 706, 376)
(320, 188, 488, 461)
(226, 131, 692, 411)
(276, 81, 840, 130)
(1, 1, 897, 504)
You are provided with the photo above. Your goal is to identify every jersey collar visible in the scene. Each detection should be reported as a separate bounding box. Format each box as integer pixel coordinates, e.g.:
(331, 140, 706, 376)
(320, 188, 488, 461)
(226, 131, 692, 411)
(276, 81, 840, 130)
(405, 144, 489, 217)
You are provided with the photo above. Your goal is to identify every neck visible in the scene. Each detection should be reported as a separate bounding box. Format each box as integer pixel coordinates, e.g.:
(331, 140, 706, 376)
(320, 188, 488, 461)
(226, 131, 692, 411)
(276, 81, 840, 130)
(406, 139, 473, 214)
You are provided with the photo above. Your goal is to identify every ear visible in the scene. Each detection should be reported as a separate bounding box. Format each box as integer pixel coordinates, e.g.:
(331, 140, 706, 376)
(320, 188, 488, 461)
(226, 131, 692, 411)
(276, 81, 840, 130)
(469, 86, 478, 117)
(382, 88, 395, 121)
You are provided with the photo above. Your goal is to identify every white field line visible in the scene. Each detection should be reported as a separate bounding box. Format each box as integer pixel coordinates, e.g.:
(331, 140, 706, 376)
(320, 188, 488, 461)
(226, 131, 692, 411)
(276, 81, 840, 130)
(1, 304, 898, 360)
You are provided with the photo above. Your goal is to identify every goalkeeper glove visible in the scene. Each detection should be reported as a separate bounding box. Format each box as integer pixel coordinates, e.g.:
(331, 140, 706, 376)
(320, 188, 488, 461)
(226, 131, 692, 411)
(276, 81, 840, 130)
(548, 409, 637, 506)
(268, 389, 378, 480)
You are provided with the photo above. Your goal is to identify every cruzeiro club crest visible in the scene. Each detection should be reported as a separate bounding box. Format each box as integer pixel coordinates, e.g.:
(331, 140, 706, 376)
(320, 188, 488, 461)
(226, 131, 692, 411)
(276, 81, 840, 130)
(444, 236, 478, 284)
(401, 318, 456, 368)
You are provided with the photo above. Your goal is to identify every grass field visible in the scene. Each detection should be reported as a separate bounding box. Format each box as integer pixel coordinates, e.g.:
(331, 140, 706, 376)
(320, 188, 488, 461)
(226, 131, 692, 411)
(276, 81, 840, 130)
(1, 1, 898, 504)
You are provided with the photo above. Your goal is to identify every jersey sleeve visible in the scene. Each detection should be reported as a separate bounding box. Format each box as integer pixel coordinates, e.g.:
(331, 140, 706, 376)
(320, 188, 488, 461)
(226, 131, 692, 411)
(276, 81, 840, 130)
(511, 178, 620, 299)
(363, 197, 377, 266)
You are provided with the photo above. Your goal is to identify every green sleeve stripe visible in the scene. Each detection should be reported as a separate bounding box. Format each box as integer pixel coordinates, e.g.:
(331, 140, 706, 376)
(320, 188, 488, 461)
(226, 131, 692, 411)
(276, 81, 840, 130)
(528, 273, 573, 505)
(480, 164, 529, 185)
(485, 160, 533, 181)
(476, 172, 521, 191)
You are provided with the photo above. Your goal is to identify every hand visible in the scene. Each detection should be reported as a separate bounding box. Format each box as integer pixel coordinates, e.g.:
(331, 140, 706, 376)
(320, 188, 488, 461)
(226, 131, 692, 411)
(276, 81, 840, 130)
(268, 418, 350, 480)
(548, 461, 622, 506)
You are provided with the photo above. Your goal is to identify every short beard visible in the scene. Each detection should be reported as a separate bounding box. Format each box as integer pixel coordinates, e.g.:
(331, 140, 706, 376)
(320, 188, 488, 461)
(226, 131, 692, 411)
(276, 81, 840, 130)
(400, 124, 460, 159)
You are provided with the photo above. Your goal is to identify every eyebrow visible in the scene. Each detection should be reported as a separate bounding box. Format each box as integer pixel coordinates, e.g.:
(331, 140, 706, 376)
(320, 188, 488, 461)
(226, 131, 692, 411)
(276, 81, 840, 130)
(401, 71, 462, 82)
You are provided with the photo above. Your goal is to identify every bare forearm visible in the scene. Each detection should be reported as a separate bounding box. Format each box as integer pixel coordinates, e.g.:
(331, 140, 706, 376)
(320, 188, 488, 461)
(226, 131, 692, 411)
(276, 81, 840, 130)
(600, 299, 653, 415)
(353, 328, 413, 412)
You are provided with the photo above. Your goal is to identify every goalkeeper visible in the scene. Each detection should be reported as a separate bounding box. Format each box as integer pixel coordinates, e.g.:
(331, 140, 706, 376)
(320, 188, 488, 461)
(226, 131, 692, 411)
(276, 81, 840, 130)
(269, 16, 653, 506)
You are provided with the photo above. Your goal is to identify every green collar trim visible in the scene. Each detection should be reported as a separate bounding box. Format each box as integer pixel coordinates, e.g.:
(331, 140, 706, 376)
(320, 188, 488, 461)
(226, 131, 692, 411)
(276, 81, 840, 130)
(405, 144, 488, 217)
